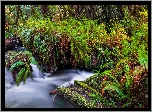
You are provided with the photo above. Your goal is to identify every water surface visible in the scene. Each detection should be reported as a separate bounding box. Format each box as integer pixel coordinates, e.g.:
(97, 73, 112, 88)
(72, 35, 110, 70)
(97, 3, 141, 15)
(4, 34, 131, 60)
(5, 66, 94, 108)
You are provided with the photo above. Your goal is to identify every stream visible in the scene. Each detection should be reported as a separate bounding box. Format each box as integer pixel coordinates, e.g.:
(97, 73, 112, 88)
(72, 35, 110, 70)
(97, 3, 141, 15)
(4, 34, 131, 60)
(5, 47, 95, 108)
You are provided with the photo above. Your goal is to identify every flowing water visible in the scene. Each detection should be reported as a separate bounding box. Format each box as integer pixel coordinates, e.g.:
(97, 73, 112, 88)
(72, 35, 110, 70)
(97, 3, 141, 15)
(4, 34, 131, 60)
(5, 64, 94, 108)
(5, 47, 95, 108)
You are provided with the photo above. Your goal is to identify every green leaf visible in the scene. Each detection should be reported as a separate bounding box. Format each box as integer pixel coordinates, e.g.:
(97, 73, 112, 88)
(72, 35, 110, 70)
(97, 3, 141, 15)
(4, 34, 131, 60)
(99, 61, 113, 70)
(16, 67, 26, 86)
(125, 73, 132, 92)
(136, 32, 143, 37)
(139, 56, 148, 65)
(23, 65, 31, 84)
(22, 51, 33, 56)
(125, 63, 130, 72)
(101, 70, 119, 85)
(10, 61, 25, 71)
(90, 94, 97, 98)
(104, 84, 125, 98)
(30, 57, 38, 65)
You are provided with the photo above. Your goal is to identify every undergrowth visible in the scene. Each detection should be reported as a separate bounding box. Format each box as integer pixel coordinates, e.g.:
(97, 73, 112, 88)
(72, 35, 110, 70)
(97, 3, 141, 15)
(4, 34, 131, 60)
(5, 5, 148, 108)
(57, 7, 148, 108)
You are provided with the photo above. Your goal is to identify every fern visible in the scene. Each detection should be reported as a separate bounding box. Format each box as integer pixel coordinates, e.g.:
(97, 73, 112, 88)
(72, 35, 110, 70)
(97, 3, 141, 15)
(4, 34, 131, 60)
(124, 73, 133, 96)
(9, 60, 34, 86)
(101, 70, 120, 86)
(23, 64, 33, 84)
(30, 56, 38, 65)
(16, 67, 26, 86)
(99, 61, 114, 71)
(103, 84, 126, 98)
(124, 63, 130, 72)
(10, 61, 25, 71)
(22, 51, 33, 56)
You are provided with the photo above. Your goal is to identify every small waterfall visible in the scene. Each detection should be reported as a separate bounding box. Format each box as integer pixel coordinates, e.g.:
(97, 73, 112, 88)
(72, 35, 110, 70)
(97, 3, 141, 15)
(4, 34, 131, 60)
(30, 64, 44, 78)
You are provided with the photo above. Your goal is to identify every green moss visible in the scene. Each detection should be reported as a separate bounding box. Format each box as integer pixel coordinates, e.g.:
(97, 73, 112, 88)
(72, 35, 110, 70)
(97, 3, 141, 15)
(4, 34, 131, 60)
(57, 87, 95, 108)
(74, 80, 103, 98)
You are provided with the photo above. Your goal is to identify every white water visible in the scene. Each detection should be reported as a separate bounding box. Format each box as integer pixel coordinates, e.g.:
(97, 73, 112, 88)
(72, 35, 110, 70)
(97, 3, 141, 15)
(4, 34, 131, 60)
(5, 47, 95, 108)
(5, 64, 95, 108)
(30, 64, 44, 78)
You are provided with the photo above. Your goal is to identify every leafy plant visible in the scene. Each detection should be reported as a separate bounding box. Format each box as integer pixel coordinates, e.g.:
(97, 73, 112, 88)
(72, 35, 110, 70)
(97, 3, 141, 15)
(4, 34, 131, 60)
(9, 61, 33, 86)
(5, 50, 41, 86)
(5, 5, 148, 108)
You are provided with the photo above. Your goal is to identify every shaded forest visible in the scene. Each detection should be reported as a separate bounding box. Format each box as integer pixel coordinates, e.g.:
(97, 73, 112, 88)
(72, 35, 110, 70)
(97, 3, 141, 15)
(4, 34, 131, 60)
(5, 5, 148, 108)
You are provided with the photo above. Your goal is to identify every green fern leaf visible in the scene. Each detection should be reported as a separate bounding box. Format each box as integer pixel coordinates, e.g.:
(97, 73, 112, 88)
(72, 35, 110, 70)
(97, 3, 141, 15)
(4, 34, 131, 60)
(10, 61, 25, 71)
(125, 73, 132, 88)
(22, 51, 33, 56)
(101, 70, 119, 85)
(100, 61, 114, 70)
(124, 63, 130, 72)
(23, 65, 31, 84)
(30, 57, 38, 65)
(125, 73, 133, 96)
(16, 67, 26, 86)
(104, 84, 125, 98)
(102, 81, 114, 85)
(139, 56, 148, 66)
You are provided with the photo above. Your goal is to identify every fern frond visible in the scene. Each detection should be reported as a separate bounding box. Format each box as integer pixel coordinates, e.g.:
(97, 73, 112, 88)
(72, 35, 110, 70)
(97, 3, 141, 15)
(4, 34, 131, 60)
(124, 63, 130, 72)
(125, 73, 133, 90)
(102, 80, 114, 85)
(103, 84, 125, 98)
(23, 64, 31, 84)
(101, 70, 120, 86)
(92, 70, 101, 75)
(16, 67, 26, 86)
(99, 61, 114, 70)
(10, 61, 25, 71)
(22, 51, 33, 57)
(30, 56, 38, 65)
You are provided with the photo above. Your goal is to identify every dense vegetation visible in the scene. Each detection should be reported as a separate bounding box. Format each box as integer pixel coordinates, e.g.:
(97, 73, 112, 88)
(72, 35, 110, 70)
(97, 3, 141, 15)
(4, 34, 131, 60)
(5, 5, 148, 108)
